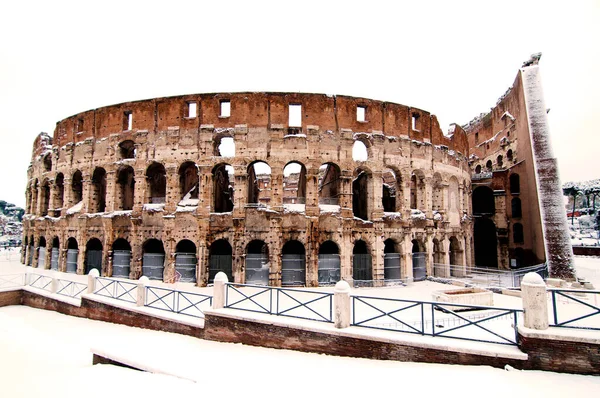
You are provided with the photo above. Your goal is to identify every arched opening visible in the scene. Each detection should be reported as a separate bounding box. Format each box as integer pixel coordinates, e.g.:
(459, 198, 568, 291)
(513, 247, 525, 268)
(449, 236, 462, 276)
(511, 197, 522, 218)
(179, 162, 199, 203)
(43, 153, 52, 172)
(142, 239, 165, 280)
(91, 167, 107, 212)
(30, 180, 39, 214)
(352, 140, 368, 161)
(112, 238, 131, 277)
(318, 240, 340, 285)
(72, 171, 83, 204)
(410, 171, 425, 210)
(432, 173, 443, 211)
(54, 173, 64, 216)
(352, 240, 372, 282)
(214, 136, 235, 157)
(472, 186, 495, 214)
(118, 140, 136, 159)
(117, 166, 135, 210)
(245, 240, 269, 285)
(247, 161, 271, 206)
(318, 163, 341, 206)
(66, 237, 78, 273)
(209, 239, 233, 283)
(513, 223, 524, 244)
(432, 238, 444, 276)
(85, 238, 103, 274)
(486, 160, 493, 172)
(474, 218, 498, 267)
(383, 238, 401, 280)
(213, 164, 234, 213)
(506, 149, 513, 161)
(40, 179, 50, 216)
(382, 168, 398, 213)
(283, 162, 307, 205)
(509, 173, 520, 195)
(175, 239, 197, 283)
(50, 237, 60, 270)
(37, 236, 47, 269)
(475, 165, 482, 174)
(412, 240, 426, 281)
(497, 155, 503, 169)
(281, 240, 306, 286)
(352, 169, 369, 220)
(146, 163, 166, 204)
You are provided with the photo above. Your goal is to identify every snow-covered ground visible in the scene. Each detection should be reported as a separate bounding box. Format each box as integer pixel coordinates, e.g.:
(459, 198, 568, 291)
(1, 305, 599, 398)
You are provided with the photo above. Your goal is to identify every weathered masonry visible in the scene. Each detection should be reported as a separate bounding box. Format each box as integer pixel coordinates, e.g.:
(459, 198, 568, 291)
(22, 93, 472, 286)
(21, 56, 574, 284)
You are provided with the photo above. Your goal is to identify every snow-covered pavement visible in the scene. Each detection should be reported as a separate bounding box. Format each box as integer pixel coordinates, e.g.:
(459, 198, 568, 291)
(1, 305, 599, 398)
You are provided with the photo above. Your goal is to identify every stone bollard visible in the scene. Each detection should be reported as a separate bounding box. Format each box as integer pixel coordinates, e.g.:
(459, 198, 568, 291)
(137, 276, 149, 307)
(521, 272, 549, 330)
(334, 280, 351, 329)
(212, 272, 229, 310)
(51, 273, 59, 294)
(87, 269, 99, 294)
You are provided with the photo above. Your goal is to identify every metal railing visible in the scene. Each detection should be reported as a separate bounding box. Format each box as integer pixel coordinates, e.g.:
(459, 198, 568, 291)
(351, 294, 522, 345)
(472, 172, 493, 180)
(283, 197, 306, 204)
(225, 283, 333, 322)
(145, 286, 212, 318)
(549, 288, 600, 330)
(432, 263, 547, 288)
(0, 273, 26, 289)
(94, 277, 137, 303)
(28, 273, 53, 292)
(56, 279, 87, 299)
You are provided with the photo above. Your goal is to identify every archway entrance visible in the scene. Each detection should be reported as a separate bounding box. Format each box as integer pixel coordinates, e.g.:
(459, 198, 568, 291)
(175, 240, 197, 283)
(281, 240, 306, 286)
(412, 240, 426, 281)
(352, 240, 372, 282)
(318, 241, 340, 285)
(85, 238, 103, 274)
(66, 238, 78, 273)
(474, 218, 498, 268)
(38, 237, 47, 269)
(142, 239, 165, 280)
(112, 239, 131, 277)
(245, 240, 269, 285)
(383, 239, 401, 281)
(209, 239, 233, 283)
(50, 237, 60, 270)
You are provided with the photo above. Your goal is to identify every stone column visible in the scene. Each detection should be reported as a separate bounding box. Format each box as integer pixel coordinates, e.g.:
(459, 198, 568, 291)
(81, 173, 91, 214)
(371, 170, 384, 220)
(305, 168, 319, 217)
(403, 234, 414, 282)
(443, 237, 451, 277)
(521, 272, 549, 330)
(165, 165, 178, 213)
(132, 170, 146, 215)
(63, 177, 73, 210)
(105, 169, 117, 212)
(426, 234, 434, 277)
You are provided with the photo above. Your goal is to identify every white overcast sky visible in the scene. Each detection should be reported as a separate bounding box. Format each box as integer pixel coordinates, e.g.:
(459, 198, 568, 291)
(1, 0, 599, 208)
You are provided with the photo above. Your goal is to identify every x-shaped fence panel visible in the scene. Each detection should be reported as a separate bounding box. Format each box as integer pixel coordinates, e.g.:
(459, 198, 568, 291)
(94, 277, 137, 303)
(225, 283, 273, 314)
(145, 286, 212, 318)
(275, 288, 333, 322)
(0, 273, 25, 289)
(550, 289, 600, 330)
(352, 295, 425, 334)
(56, 279, 87, 299)
(28, 274, 53, 292)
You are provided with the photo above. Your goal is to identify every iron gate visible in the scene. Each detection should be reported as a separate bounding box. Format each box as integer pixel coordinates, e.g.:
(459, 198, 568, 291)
(112, 250, 131, 277)
(412, 252, 426, 281)
(66, 249, 78, 273)
(142, 253, 164, 280)
(209, 255, 233, 283)
(245, 254, 269, 285)
(384, 253, 401, 280)
(86, 250, 102, 274)
(281, 254, 305, 286)
(353, 254, 372, 281)
(50, 248, 59, 270)
(38, 247, 46, 269)
(175, 253, 197, 283)
(318, 254, 340, 285)
(27, 246, 33, 265)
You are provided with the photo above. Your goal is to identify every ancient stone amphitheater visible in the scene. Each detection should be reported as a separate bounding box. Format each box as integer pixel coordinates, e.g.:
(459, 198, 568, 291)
(22, 93, 472, 287)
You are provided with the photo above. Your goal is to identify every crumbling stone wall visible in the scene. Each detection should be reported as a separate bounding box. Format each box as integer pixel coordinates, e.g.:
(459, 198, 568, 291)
(23, 93, 471, 286)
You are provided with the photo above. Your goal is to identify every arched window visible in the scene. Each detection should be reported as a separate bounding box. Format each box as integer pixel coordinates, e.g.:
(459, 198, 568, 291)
(511, 197, 522, 218)
(43, 153, 52, 172)
(352, 169, 369, 220)
(475, 165, 482, 174)
(497, 155, 503, 168)
(213, 164, 234, 213)
(506, 149, 513, 161)
(352, 240, 372, 281)
(247, 161, 271, 206)
(146, 163, 166, 204)
(40, 179, 50, 216)
(91, 167, 107, 212)
(72, 171, 83, 204)
(283, 162, 306, 205)
(513, 223, 524, 244)
(352, 140, 368, 161)
(318, 163, 341, 205)
(117, 166, 135, 210)
(510, 174, 520, 195)
(382, 168, 399, 212)
(118, 140, 136, 159)
(54, 173, 64, 216)
(179, 162, 199, 202)
(486, 160, 493, 172)
(472, 186, 495, 214)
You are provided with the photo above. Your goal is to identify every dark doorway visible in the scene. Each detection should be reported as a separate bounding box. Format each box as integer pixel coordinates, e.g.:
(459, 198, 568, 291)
(318, 240, 340, 285)
(474, 218, 498, 268)
(85, 238, 103, 274)
(281, 240, 306, 286)
(209, 239, 233, 283)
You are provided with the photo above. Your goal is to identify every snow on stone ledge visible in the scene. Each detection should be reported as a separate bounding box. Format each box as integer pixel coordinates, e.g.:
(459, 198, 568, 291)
(319, 204, 340, 213)
(143, 203, 165, 212)
(66, 201, 83, 215)
(283, 204, 306, 214)
(411, 209, 426, 220)
(383, 212, 402, 220)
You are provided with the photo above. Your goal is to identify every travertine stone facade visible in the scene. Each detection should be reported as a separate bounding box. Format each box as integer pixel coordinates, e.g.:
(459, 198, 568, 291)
(22, 93, 472, 286)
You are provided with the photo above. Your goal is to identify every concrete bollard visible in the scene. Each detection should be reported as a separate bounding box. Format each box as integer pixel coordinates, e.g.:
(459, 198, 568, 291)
(212, 272, 229, 309)
(87, 269, 99, 294)
(521, 272, 549, 330)
(137, 276, 149, 307)
(334, 280, 351, 329)
(51, 274, 59, 294)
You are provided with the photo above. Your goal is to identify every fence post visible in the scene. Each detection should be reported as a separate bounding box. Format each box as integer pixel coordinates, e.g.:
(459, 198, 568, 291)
(137, 276, 149, 307)
(212, 272, 228, 309)
(51, 273, 59, 294)
(521, 272, 549, 330)
(334, 280, 351, 328)
(87, 269, 99, 294)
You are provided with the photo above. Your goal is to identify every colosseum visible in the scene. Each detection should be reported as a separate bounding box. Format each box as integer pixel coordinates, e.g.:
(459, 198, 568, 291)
(21, 57, 574, 286)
